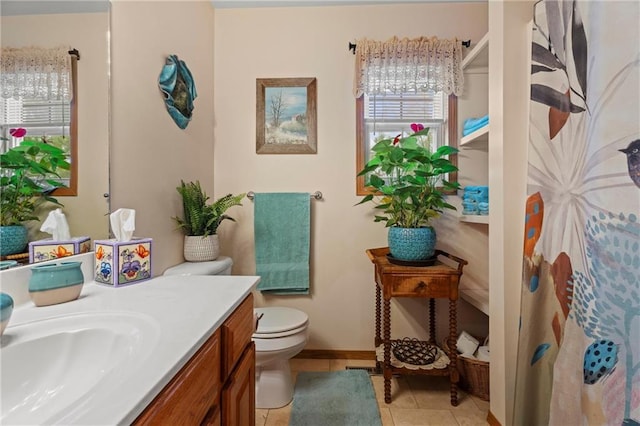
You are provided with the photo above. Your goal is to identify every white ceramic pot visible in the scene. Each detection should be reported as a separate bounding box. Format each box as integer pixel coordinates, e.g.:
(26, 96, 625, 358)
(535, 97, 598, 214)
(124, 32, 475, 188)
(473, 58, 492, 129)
(183, 235, 220, 262)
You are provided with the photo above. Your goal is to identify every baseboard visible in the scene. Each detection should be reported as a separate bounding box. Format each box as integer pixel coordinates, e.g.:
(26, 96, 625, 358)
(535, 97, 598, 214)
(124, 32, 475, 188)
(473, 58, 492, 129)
(295, 349, 376, 360)
(487, 410, 501, 426)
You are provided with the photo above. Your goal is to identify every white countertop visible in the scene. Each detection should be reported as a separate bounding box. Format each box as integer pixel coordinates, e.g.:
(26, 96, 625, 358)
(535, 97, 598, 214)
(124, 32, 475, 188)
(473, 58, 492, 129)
(2, 274, 259, 425)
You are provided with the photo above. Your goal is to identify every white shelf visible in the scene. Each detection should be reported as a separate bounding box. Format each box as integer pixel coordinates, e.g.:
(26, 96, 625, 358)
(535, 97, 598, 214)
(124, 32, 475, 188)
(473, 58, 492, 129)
(456, 31, 490, 320)
(462, 32, 489, 72)
(460, 124, 489, 147)
(459, 214, 489, 224)
(460, 286, 489, 315)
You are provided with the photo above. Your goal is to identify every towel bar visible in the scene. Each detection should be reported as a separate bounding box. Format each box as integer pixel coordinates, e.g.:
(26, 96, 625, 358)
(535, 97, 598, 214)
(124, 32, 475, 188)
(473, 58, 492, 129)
(247, 191, 322, 200)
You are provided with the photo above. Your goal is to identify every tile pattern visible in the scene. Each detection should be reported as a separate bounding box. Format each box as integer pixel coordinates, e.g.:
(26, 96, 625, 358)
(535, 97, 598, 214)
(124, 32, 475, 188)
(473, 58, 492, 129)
(256, 359, 489, 426)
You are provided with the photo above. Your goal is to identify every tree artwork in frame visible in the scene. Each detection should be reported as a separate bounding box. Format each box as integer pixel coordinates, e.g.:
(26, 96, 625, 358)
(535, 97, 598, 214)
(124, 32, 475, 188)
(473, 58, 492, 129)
(256, 77, 317, 154)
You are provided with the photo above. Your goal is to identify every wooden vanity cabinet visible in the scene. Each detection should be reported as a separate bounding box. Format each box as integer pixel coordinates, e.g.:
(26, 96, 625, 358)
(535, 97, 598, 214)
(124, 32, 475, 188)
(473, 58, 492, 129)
(134, 294, 255, 426)
(222, 342, 255, 425)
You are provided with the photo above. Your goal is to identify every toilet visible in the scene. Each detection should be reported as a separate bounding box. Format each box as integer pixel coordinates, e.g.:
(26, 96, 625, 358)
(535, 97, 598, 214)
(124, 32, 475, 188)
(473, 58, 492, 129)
(163, 258, 309, 409)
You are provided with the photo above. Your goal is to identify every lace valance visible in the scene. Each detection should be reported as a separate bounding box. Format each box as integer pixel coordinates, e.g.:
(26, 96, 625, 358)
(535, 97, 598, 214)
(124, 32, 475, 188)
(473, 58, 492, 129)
(1, 46, 72, 100)
(353, 36, 464, 97)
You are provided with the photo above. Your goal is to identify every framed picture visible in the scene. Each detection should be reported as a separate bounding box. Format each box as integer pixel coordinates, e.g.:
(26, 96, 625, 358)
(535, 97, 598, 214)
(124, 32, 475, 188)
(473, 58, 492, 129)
(256, 77, 317, 154)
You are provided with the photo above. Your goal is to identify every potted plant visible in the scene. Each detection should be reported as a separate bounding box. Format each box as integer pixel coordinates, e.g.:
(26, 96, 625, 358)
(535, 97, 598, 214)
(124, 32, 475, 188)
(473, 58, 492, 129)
(356, 123, 460, 261)
(173, 180, 245, 262)
(0, 130, 69, 256)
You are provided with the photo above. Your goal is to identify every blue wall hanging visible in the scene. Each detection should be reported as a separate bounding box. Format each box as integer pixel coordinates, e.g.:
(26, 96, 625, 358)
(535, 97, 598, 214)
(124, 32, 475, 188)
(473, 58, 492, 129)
(158, 55, 197, 129)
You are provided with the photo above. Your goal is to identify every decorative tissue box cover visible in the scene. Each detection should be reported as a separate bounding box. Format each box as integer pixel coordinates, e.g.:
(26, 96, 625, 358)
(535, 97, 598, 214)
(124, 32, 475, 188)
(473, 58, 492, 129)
(94, 238, 152, 287)
(29, 237, 91, 263)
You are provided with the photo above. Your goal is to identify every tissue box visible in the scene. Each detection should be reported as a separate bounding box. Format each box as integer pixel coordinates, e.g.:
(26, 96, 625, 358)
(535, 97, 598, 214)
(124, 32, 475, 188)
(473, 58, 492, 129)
(29, 237, 92, 263)
(94, 238, 152, 287)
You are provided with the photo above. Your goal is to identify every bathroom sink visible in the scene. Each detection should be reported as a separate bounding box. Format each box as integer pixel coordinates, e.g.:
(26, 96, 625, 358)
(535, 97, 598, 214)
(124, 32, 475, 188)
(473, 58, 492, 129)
(1, 312, 160, 425)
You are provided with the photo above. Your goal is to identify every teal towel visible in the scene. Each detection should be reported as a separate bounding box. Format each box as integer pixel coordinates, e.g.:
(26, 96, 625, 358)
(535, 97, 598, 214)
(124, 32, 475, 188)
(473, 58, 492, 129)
(254, 193, 310, 295)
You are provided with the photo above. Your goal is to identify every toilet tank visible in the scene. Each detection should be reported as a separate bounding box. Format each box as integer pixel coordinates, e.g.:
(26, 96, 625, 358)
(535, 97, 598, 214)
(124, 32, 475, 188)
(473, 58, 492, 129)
(163, 256, 233, 276)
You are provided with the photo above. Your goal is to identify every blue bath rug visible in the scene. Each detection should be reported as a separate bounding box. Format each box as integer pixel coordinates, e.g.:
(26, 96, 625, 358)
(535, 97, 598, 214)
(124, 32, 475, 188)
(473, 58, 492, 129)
(289, 370, 382, 426)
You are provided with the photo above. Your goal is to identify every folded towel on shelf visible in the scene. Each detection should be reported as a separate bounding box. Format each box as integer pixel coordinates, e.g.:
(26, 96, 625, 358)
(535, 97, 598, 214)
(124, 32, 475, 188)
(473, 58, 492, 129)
(462, 200, 479, 215)
(463, 186, 489, 203)
(254, 192, 310, 295)
(462, 123, 488, 137)
(462, 115, 489, 136)
(463, 115, 489, 130)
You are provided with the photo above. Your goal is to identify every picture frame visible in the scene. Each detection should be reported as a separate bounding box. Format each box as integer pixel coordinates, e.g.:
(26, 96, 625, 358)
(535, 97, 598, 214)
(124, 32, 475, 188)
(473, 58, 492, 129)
(256, 77, 317, 154)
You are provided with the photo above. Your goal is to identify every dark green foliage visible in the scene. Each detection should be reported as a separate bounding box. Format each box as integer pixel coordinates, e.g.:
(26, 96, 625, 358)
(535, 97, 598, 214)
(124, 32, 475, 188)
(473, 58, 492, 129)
(173, 180, 245, 236)
(356, 127, 460, 228)
(0, 139, 69, 226)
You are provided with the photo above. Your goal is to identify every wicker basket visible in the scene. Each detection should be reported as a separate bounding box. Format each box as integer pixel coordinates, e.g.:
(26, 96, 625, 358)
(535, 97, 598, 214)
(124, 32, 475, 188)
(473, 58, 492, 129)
(444, 338, 490, 401)
(183, 235, 220, 262)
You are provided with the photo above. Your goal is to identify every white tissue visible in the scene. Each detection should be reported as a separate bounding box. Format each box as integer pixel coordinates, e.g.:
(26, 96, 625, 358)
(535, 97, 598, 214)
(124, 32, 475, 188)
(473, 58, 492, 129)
(40, 208, 71, 240)
(110, 208, 136, 242)
(476, 346, 490, 362)
(456, 331, 479, 356)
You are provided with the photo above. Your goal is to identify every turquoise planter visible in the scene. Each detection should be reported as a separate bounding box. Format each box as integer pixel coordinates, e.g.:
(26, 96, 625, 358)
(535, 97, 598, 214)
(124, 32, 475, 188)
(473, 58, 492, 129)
(388, 227, 436, 261)
(29, 262, 84, 292)
(29, 262, 84, 307)
(1, 292, 14, 336)
(0, 225, 28, 256)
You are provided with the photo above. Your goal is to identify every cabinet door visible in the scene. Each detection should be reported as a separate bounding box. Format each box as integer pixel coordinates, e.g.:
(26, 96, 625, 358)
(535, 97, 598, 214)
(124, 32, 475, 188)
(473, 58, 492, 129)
(222, 343, 255, 426)
(133, 330, 221, 426)
(222, 294, 254, 380)
(201, 404, 221, 426)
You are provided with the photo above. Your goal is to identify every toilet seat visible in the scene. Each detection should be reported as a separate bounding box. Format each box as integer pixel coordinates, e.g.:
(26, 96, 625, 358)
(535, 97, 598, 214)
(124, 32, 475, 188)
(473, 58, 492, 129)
(253, 322, 308, 339)
(254, 307, 308, 337)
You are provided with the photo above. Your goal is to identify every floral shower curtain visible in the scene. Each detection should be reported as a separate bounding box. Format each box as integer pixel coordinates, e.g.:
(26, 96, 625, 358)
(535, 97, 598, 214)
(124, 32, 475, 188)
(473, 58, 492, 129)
(515, 1, 639, 425)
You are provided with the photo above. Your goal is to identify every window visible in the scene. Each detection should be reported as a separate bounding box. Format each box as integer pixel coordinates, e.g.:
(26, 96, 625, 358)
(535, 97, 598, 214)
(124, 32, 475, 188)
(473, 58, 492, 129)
(0, 53, 77, 195)
(356, 92, 458, 195)
(1, 97, 72, 188)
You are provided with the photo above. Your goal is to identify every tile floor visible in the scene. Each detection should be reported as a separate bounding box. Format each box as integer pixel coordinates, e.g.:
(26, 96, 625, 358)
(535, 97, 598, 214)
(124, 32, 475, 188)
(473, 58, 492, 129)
(255, 358, 490, 426)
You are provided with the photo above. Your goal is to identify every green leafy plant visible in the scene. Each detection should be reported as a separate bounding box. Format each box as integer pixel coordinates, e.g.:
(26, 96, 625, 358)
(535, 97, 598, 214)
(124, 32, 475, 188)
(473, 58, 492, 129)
(1, 135, 69, 226)
(173, 180, 245, 237)
(356, 124, 460, 228)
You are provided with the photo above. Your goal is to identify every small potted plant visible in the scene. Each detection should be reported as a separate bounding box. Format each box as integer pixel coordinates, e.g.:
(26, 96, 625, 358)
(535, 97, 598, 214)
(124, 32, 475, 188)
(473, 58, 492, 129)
(356, 123, 460, 261)
(0, 129, 69, 256)
(173, 180, 245, 262)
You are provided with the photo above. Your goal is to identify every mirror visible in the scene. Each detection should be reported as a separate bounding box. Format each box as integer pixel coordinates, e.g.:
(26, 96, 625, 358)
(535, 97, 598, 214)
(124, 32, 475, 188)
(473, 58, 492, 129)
(1, 1, 111, 264)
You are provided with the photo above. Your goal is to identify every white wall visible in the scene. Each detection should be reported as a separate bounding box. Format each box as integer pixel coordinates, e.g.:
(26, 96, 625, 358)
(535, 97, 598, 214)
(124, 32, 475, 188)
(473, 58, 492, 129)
(488, 1, 535, 424)
(213, 3, 489, 351)
(1, 12, 111, 241)
(110, 0, 216, 276)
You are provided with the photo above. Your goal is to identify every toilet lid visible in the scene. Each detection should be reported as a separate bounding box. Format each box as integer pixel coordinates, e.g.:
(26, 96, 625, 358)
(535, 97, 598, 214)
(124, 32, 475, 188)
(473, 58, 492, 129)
(255, 307, 308, 334)
(162, 257, 232, 276)
(253, 323, 308, 339)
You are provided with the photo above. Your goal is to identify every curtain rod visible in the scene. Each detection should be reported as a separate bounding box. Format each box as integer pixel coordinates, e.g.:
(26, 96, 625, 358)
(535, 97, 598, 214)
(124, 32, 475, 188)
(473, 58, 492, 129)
(68, 48, 80, 60)
(348, 39, 471, 54)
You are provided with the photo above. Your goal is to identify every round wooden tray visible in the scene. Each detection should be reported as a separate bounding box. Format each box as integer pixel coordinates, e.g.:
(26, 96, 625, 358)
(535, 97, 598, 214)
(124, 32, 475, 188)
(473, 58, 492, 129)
(386, 254, 438, 267)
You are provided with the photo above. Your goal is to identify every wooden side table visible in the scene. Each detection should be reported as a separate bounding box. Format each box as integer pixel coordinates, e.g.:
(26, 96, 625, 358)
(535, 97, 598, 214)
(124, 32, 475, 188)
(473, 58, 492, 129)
(366, 247, 467, 405)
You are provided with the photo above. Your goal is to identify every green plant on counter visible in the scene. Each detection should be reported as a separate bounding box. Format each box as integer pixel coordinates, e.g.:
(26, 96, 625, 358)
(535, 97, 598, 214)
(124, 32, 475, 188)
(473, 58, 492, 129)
(1, 135, 69, 226)
(173, 180, 245, 237)
(356, 123, 460, 228)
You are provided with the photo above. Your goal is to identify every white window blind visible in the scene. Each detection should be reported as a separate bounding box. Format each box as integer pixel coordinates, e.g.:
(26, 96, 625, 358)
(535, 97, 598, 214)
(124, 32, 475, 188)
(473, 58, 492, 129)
(364, 91, 445, 122)
(0, 96, 70, 151)
(363, 90, 448, 164)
